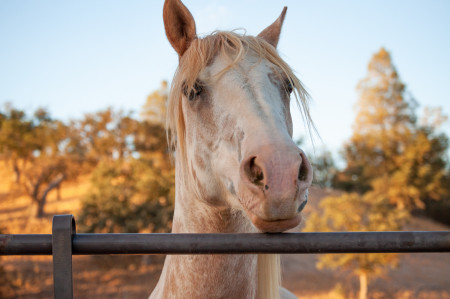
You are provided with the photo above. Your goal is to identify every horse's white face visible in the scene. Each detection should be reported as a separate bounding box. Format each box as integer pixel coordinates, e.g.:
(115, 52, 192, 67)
(182, 50, 312, 232)
(164, 0, 313, 233)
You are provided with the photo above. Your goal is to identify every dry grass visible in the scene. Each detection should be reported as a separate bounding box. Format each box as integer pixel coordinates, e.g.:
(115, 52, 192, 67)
(0, 165, 90, 234)
(1, 167, 449, 299)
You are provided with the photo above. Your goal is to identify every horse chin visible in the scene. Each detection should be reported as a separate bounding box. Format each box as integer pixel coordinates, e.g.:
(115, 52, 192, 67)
(247, 212, 302, 233)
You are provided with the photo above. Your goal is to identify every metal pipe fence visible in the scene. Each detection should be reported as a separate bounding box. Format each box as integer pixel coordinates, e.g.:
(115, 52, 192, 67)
(1, 215, 449, 299)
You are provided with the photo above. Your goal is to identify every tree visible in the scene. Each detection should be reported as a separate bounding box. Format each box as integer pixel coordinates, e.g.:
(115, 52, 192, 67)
(295, 138, 337, 188)
(78, 123, 175, 233)
(140, 80, 168, 125)
(0, 104, 36, 184)
(417, 107, 450, 224)
(334, 48, 449, 210)
(307, 48, 449, 298)
(22, 109, 85, 217)
(74, 108, 139, 164)
(334, 48, 417, 193)
(303, 192, 408, 299)
(78, 102, 175, 233)
(0, 105, 86, 217)
(310, 148, 337, 188)
(134, 119, 173, 170)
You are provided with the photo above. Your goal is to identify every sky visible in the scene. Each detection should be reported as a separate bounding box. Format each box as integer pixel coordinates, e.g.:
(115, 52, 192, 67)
(1, 0, 450, 161)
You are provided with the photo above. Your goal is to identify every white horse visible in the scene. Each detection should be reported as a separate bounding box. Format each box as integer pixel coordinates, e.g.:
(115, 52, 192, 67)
(150, 0, 314, 298)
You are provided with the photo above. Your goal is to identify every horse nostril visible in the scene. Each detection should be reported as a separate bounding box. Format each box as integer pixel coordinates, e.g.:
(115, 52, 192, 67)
(298, 161, 308, 181)
(245, 157, 264, 186)
(298, 153, 311, 182)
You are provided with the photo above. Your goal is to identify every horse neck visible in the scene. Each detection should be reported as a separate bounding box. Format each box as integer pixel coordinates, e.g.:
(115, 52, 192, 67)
(150, 163, 258, 298)
(150, 160, 281, 299)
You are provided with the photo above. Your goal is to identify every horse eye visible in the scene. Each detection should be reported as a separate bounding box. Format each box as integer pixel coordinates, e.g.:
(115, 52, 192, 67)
(184, 82, 203, 101)
(285, 80, 294, 94)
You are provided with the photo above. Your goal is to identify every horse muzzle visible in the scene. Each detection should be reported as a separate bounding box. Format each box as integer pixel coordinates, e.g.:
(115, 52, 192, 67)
(237, 143, 313, 232)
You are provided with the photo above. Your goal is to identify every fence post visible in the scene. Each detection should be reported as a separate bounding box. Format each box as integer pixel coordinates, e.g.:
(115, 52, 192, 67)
(52, 215, 75, 299)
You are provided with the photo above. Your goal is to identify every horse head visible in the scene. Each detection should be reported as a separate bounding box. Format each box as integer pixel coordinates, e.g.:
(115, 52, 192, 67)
(163, 0, 313, 233)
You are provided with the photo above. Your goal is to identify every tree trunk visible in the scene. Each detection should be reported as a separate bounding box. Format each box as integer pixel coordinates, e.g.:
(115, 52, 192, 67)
(56, 184, 62, 201)
(36, 199, 46, 218)
(358, 272, 368, 299)
(34, 174, 66, 218)
(13, 161, 21, 184)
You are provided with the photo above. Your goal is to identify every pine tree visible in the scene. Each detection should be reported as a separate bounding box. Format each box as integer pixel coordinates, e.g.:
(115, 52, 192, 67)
(308, 48, 449, 298)
(334, 48, 448, 210)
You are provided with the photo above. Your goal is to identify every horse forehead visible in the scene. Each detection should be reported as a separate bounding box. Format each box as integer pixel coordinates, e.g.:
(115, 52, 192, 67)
(204, 53, 273, 84)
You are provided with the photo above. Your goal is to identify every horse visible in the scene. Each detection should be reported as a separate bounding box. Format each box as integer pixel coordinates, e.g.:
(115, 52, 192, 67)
(150, 0, 314, 298)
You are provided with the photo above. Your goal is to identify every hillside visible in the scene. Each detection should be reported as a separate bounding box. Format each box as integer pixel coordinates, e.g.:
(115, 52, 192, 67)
(0, 171, 449, 298)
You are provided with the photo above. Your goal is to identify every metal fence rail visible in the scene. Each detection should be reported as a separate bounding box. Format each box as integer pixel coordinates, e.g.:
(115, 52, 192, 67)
(1, 215, 450, 299)
(3, 230, 450, 255)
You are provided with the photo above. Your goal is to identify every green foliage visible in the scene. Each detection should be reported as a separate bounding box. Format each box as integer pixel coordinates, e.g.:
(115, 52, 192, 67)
(296, 138, 337, 188)
(424, 196, 450, 226)
(310, 149, 337, 188)
(0, 81, 176, 226)
(78, 157, 174, 233)
(0, 104, 87, 217)
(0, 104, 37, 183)
(78, 105, 175, 233)
(73, 108, 139, 164)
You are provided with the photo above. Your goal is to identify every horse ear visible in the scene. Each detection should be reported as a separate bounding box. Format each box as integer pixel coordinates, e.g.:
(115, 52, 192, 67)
(257, 7, 287, 48)
(163, 0, 197, 57)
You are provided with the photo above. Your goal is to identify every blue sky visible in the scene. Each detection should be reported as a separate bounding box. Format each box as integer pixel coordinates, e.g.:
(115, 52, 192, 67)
(1, 0, 449, 160)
